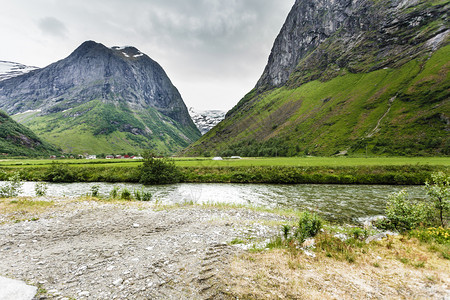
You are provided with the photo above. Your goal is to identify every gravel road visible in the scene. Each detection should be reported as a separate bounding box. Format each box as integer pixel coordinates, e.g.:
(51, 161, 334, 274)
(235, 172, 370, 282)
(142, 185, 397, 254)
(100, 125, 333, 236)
(0, 200, 285, 299)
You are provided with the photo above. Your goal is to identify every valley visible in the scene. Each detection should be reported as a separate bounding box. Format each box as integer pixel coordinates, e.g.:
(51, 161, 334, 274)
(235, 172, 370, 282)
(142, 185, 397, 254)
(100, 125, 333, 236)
(0, 0, 448, 299)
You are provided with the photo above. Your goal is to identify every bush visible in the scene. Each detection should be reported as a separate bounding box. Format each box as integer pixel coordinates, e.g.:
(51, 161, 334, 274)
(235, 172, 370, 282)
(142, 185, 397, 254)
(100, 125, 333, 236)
(0, 172, 23, 198)
(139, 152, 182, 185)
(35, 182, 48, 197)
(295, 211, 323, 243)
(44, 162, 75, 182)
(141, 191, 152, 201)
(384, 190, 434, 231)
(120, 188, 132, 200)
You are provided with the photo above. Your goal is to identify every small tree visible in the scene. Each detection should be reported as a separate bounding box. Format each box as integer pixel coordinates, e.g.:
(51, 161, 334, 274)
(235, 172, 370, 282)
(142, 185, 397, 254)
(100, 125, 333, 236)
(139, 151, 182, 185)
(384, 190, 434, 231)
(0, 172, 23, 198)
(425, 172, 449, 227)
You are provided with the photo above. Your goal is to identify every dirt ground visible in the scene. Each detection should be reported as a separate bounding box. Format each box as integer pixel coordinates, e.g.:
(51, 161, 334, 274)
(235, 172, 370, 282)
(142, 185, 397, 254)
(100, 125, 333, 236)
(0, 198, 448, 299)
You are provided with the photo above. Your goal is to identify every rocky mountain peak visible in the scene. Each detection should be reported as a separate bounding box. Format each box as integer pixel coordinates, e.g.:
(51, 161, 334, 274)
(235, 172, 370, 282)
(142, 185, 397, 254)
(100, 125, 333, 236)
(256, 0, 449, 90)
(0, 40, 201, 154)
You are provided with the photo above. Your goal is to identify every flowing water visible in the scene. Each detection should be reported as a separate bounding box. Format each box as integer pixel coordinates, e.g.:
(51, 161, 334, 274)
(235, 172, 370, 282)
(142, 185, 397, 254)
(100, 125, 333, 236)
(3, 181, 426, 223)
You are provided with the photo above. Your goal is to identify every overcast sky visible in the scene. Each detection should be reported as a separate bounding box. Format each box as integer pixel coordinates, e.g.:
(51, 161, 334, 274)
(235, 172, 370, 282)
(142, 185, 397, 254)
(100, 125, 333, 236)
(0, 0, 294, 111)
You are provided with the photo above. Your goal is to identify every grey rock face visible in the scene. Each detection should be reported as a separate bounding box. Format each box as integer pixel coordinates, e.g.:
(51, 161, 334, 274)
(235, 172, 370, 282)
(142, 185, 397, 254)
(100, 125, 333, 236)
(0, 41, 196, 129)
(256, 0, 449, 90)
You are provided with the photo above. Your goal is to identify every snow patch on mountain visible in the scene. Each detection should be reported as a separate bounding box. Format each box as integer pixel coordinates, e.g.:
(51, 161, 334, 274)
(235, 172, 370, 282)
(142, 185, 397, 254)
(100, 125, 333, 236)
(0, 61, 38, 81)
(189, 107, 226, 135)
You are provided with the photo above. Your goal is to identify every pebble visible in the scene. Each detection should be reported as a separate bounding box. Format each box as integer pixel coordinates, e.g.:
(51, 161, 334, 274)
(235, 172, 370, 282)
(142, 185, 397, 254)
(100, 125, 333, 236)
(78, 291, 90, 297)
(113, 278, 123, 286)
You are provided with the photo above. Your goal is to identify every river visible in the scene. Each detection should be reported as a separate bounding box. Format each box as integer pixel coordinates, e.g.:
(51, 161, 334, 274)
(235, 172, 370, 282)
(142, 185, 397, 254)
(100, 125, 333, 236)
(4, 181, 427, 223)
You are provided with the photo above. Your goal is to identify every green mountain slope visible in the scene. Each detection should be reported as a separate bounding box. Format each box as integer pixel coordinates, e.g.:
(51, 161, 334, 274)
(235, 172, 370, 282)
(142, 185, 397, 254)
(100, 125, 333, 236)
(0, 111, 59, 157)
(185, 0, 449, 157)
(14, 100, 199, 154)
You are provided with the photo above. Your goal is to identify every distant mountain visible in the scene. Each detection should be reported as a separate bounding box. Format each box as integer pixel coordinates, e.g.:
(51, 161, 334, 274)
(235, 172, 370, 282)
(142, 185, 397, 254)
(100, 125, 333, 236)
(188, 107, 225, 135)
(0, 110, 59, 157)
(0, 41, 201, 154)
(186, 0, 449, 157)
(0, 61, 39, 81)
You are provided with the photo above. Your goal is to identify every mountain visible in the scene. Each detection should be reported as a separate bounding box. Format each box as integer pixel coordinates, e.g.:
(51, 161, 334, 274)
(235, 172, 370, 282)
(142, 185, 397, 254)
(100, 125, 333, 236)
(0, 61, 39, 81)
(188, 107, 226, 135)
(0, 110, 59, 157)
(185, 0, 449, 157)
(0, 41, 201, 154)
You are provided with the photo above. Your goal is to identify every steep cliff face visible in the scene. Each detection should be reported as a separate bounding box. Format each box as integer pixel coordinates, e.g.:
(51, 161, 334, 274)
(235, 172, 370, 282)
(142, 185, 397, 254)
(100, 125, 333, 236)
(257, 0, 448, 90)
(186, 0, 449, 157)
(0, 41, 200, 154)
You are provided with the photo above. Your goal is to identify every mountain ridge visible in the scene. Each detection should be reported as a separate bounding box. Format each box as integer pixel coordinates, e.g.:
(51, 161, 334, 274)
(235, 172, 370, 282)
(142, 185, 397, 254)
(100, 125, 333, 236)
(185, 0, 449, 157)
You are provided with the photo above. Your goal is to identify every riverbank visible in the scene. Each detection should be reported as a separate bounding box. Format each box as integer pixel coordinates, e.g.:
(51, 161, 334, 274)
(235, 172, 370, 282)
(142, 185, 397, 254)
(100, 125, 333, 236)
(0, 197, 448, 299)
(1, 163, 448, 185)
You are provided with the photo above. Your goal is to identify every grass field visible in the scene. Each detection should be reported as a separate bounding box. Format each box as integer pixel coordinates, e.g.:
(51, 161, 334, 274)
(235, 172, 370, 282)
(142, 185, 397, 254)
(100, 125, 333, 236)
(0, 156, 449, 168)
(0, 156, 448, 185)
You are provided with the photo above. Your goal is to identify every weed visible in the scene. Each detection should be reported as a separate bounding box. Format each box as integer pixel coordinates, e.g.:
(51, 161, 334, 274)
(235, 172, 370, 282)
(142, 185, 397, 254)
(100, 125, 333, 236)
(133, 189, 142, 201)
(282, 224, 291, 240)
(34, 182, 48, 197)
(141, 191, 152, 201)
(90, 185, 100, 197)
(230, 238, 245, 245)
(295, 211, 323, 243)
(315, 233, 357, 262)
(109, 186, 119, 199)
(120, 188, 132, 200)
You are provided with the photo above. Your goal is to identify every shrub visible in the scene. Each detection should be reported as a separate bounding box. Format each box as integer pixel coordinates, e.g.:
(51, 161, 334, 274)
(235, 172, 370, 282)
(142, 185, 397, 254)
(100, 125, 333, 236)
(141, 191, 152, 201)
(384, 190, 434, 231)
(425, 172, 449, 227)
(44, 162, 75, 182)
(410, 227, 450, 244)
(139, 151, 182, 185)
(120, 188, 132, 200)
(0, 172, 23, 198)
(35, 182, 48, 197)
(295, 211, 323, 243)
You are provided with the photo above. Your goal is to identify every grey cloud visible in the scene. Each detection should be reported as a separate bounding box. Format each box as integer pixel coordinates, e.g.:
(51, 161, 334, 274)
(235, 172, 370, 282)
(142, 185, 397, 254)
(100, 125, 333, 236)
(38, 17, 68, 37)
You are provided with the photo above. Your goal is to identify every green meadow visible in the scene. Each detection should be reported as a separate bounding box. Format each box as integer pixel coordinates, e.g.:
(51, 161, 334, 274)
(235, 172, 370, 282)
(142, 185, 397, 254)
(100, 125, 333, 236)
(0, 156, 448, 168)
(0, 156, 448, 185)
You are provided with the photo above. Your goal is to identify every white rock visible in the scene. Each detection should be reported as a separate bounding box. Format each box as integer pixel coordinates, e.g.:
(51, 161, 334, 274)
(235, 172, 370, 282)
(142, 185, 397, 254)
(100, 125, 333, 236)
(113, 278, 123, 286)
(78, 291, 90, 297)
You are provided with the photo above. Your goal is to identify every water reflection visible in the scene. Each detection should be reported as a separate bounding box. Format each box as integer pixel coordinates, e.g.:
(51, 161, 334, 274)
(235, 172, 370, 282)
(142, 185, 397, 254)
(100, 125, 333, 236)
(6, 182, 426, 222)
